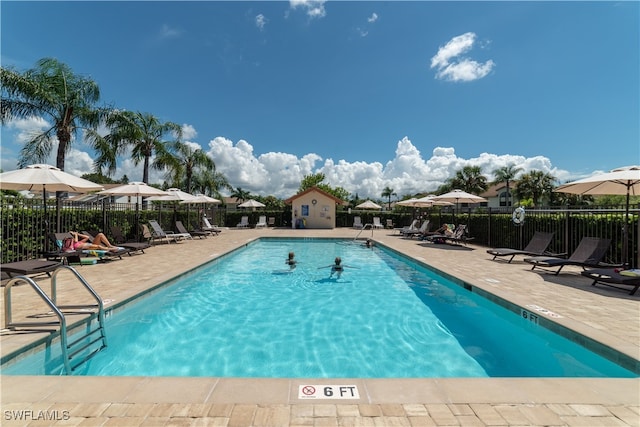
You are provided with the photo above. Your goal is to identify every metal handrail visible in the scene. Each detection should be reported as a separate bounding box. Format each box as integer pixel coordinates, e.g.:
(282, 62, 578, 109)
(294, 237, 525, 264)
(4, 265, 107, 374)
(354, 223, 374, 241)
(4, 275, 71, 373)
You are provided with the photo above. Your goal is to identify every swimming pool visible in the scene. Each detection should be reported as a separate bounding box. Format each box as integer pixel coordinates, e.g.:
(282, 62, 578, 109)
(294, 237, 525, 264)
(3, 238, 637, 377)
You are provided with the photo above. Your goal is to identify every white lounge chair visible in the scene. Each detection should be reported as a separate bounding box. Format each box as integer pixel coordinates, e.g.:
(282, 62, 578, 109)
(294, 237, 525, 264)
(202, 217, 221, 235)
(397, 219, 418, 235)
(353, 216, 363, 229)
(237, 216, 249, 228)
(402, 220, 430, 238)
(372, 217, 384, 229)
(148, 220, 190, 242)
(255, 215, 267, 228)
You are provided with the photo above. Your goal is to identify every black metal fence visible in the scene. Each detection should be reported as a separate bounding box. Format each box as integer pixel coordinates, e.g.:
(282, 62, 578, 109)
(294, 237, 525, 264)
(1, 198, 638, 268)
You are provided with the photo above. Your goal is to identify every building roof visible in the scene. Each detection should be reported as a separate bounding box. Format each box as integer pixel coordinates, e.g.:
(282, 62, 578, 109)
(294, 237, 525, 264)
(284, 187, 347, 205)
(481, 182, 513, 198)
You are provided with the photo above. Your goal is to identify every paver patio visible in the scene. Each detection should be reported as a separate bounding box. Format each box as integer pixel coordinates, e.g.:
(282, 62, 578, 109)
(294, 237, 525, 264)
(1, 227, 638, 426)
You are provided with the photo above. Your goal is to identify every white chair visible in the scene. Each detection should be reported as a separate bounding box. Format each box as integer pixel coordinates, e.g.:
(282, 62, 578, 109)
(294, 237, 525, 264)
(237, 216, 249, 228)
(202, 217, 221, 235)
(352, 216, 363, 229)
(397, 219, 418, 235)
(147, 220, 189, 242)
(402, 220, 430, 238)
(255, 215, 267, 228)
(372, 217, 384, 229)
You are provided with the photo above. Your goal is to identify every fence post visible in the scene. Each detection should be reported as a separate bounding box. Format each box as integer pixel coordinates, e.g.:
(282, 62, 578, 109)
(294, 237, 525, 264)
(487, 207, 492, 247)
(564, 207, 571, 255)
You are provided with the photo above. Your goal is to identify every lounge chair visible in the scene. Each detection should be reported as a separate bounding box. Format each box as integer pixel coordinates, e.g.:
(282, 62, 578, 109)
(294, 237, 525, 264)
(396, 219, 418, 235)
(1, 259, 62, 278)
(175, 220, 208, 239)
(352, 216, 363, 229)
(202, 217, 222, 235)
(268, 217, 276, 227)
(372, 217, 384, 229)
(109, 226, 151, 254)
(524, 237, 613, 275)
(385, 219, 394, 229)
(423, 224, 474, 246)
(237, 216, 250, 228)
(580, 268, 640, 296)
(45, 232, 129, 264)
(402, 220, 430, 238)
(148, 220, 190, 241)
(487, 231, 556, 263)
(255, 215, 268, 228)
(141, 224, 172, 245)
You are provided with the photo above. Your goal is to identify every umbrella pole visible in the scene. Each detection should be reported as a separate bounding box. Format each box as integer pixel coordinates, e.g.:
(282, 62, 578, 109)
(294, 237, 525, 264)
(623, 188, 630, 268)
(42, 185, 49, 252)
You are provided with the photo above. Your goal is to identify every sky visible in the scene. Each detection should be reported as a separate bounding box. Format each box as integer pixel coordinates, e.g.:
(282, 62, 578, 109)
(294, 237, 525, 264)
(1, 1, 638, 200)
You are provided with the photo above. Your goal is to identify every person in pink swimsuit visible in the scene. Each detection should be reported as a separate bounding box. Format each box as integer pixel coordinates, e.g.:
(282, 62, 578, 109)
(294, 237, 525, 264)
(70, 232, 122, 252)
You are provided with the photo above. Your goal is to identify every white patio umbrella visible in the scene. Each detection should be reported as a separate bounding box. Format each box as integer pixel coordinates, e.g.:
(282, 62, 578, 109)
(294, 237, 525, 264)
(396, 198, 423, 207)
(432, 189, 487, 221)
(238, 199, 266, 208)
(355, 200, 382, 209)
(146, 188, 197, 202)
(413, 195, 454, 206)
(431, 189, 488, 205)
(97, 181, 168, 198)
(180, 194, 221, 204)
(0, 164, 104, 248)
(98, 182, 168, 239)
(0, 164, 104, 194)
(555, 165, 640, 265)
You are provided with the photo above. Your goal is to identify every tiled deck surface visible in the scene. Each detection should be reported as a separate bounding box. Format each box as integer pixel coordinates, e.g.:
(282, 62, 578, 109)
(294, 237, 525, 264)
(1, 227, 639, 426)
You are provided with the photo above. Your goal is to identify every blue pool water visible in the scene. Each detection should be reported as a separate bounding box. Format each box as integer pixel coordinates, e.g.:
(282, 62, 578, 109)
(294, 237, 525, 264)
(3, 238, 636, 377)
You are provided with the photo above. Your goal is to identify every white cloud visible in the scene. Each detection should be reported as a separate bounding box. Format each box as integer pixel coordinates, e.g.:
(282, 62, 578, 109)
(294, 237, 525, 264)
(0, 118, 569, 199)
(431, 32, 495, 82)
(204, 135, 565, 199)
(181, 124, 198, 140)
(159, 24, 182, 40)
(368, 13, 378, 23)
(289, 0, 327, 19)
(255, 14, 268, 31)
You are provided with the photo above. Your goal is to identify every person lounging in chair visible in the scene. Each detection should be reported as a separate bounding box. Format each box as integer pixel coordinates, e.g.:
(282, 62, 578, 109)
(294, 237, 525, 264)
(69, 231, 124, 252)
(424, 224, 453, 243)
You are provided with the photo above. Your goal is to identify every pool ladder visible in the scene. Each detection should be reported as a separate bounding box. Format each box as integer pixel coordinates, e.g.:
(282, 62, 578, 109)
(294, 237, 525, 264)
(353, 223, 374, 241)
(4, 265, 107, 374)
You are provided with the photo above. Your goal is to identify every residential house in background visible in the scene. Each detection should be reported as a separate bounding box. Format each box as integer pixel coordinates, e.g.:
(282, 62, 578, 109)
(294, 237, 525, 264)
(480, 183, 519, 208)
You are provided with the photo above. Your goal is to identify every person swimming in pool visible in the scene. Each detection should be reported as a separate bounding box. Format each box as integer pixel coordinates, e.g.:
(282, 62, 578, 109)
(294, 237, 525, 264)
(286, 251, 297, 269)
(320, 256, 356, 279)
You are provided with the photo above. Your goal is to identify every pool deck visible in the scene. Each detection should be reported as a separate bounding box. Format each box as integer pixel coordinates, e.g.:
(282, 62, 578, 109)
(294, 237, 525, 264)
(1, 227, 639, 426)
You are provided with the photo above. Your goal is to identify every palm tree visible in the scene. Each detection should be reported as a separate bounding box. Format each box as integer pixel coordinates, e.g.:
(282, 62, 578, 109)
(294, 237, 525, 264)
(192, 169, 232, 199)
(492, 164, 522, 207)
(1, 57, 105, 170)
(158, 142, 214, 193)
(90, 110, 182, 184)
(231, 187, 251, 203)
(381, 186, 396, 210)
(514, 170, 557, 206)
(447, 165, 488, 194)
